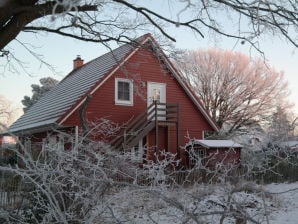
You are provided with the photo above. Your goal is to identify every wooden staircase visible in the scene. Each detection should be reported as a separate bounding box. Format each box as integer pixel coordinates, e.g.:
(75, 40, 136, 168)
(111, 102, 179, 151)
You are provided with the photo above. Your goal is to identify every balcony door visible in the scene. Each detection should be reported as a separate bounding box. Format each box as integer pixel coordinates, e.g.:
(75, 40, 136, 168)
(147, 82, 166, 121)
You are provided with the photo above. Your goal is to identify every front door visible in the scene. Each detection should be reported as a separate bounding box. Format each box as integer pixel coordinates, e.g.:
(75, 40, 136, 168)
(147, 82, 166, 120)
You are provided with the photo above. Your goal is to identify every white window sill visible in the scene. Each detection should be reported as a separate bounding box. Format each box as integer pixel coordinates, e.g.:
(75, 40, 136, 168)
(115, 101, 133, 106)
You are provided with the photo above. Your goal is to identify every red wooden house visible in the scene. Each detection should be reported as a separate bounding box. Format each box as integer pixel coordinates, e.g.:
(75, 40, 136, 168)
(6, 33, 240, 166)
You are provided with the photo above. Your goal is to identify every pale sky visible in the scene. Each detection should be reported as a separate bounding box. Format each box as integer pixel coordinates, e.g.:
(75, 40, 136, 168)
(0, 3, 298, 118)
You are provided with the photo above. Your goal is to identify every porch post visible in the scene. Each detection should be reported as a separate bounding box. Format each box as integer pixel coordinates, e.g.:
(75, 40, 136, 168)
(75, 126, 79, 151)
(176, 103, 180, 159)
(123, 129, 127, 150)
(154, 101, 158, 152)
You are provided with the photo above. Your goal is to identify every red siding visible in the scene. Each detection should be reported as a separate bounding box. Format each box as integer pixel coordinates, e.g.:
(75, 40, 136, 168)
(207, 148, 241, 167)
(62, 47, 215, 162)
(26, 128, 74, 152)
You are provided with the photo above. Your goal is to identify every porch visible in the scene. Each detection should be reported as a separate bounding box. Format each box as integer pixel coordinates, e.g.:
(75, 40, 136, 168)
(111, 101, 179, 156)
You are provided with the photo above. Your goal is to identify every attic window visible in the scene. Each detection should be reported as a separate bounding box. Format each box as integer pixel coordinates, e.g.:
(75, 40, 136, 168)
(115, 78, 133, 105)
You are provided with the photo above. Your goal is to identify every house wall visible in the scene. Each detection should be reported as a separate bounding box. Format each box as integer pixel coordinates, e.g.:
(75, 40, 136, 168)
(62, 46, 215, 162)
(20, 128, 75, 155)
(185, 144, 241, 169)
(147, 126, 168, 159)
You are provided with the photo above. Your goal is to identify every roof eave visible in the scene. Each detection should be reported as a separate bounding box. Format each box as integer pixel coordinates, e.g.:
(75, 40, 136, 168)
(3, 123, 61, 136)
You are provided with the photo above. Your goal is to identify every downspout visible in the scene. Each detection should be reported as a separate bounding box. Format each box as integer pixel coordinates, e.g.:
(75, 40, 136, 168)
(74, 125, 79, 150)
(79, 94, 92, 137)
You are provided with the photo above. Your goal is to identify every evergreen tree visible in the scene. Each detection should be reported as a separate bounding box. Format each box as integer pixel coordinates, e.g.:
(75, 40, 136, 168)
(22, 77, 59, 112)
(268, 106, 296, 142)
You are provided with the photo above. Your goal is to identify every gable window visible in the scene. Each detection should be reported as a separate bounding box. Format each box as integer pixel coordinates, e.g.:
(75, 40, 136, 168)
(115, 78, 133, 105)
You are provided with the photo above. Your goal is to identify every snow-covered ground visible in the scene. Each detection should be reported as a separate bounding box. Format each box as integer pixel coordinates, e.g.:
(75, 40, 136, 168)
(265, 182, 298, 224)
(3, 181, 298, 223)
(106, 181, 298, 224)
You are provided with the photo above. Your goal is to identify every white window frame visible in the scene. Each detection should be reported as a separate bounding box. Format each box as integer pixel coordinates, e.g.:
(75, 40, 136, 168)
(58, 134, 65, 150)
(131, 139, 144, 162)
(189, 145, 207, 167)
(24, 138, 32, 155)
(115, 78, 133, 106)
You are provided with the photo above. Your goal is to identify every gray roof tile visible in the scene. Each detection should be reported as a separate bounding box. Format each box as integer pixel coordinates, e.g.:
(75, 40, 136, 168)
(8, 40, 136, 134)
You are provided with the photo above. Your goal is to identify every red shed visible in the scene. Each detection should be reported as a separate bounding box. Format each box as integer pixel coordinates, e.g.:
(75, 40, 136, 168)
(6, 33, 221, 167)
(185, 139, 242, 169)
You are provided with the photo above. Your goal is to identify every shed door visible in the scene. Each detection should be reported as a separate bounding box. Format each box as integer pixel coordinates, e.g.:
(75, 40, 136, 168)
(147, 82, 166, 120)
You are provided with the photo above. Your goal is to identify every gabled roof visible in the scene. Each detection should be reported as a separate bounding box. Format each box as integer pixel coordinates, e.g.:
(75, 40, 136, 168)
(8, 37, 141, 134)
(8, 33, 219, 135)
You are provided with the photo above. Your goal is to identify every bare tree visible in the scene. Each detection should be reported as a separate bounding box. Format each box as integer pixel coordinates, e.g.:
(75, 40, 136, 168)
(0, 95, 19, 133)
(1, 0, 298, 60)
(176, 49, 290, 133)
(266, 106, 298, 142)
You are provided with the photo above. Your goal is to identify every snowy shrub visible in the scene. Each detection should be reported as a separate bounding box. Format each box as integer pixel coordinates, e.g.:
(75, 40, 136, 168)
(1, 130, 298, 223)
(0, 137, 142, 223)
(142, 150, 179, 187)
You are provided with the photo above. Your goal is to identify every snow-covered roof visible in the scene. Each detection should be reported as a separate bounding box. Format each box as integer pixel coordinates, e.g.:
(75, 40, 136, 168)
(7, 38, 136, 134)
(189, 139, 242, 148)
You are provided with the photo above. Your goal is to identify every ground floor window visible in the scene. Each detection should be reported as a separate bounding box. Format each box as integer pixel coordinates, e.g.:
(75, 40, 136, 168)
(24, 138, 31, 154)
(131, 138, 146, 162)
(189, 145, 207, 167)
(42, 134, 66, 152)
